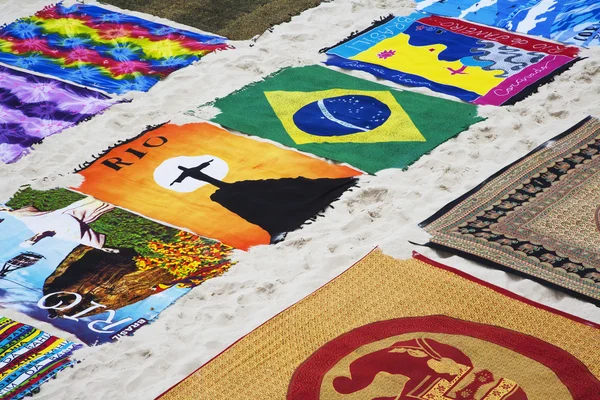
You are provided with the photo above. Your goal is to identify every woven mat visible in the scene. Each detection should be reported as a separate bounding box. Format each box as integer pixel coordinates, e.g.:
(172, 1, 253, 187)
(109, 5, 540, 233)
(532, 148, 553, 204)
(422, 116, 600, 304)
(158, 250, 600, 399)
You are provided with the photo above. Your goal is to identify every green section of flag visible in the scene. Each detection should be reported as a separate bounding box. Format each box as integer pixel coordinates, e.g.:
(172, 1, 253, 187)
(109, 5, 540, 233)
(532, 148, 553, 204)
(210, 65, 483, 173)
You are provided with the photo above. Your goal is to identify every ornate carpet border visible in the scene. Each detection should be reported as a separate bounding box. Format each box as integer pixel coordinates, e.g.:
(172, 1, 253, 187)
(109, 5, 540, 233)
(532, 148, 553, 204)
(155, 249, 600, 398)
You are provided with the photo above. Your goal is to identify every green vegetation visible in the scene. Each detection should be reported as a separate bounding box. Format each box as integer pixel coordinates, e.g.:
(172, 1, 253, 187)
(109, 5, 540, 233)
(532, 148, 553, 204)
(6, 187, 85, 211)
(90, 208, 180, 257)
(6, 187, 180, 257)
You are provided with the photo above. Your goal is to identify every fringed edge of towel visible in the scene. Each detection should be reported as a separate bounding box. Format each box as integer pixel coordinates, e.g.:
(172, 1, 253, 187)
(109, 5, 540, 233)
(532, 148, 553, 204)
(6, 340, 82, 400)
(0, 2, 60, 30)
(501, 57, 584, 106)
(248, 0, 326, 43)
(74, 120, 169, 172)
(3, 97, 130, 165)
(319, 14, 395, 54)
(271, 178, 360, 244)
(193, 67, 296, 119)
(418, 115, 594, 228)
(420, 240, 600, 308)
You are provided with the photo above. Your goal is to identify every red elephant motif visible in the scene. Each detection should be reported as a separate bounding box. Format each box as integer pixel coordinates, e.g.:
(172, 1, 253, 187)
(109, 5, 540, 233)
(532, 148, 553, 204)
(332, 337, 527, 400)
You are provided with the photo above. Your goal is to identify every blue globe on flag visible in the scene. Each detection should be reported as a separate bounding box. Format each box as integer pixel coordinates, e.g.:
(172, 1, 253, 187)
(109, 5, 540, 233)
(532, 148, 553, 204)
(292, 95, 392, 137)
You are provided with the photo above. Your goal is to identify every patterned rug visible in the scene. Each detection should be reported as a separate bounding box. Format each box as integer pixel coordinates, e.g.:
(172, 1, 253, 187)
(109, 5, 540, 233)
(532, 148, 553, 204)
(0, 3, 229, 95)
(98, 0, 323, 40)
(0, 65, 118, 164)
(72, 122, 360, 250)
(323, 14, 580, 106)
(157, 250, 600, 399)
(421, 116, 600, 304)
(416, 0, 600, 47)
(205, 65, 482, 174)
(0, 316, 80, 399)
(0, 187, 234, 345)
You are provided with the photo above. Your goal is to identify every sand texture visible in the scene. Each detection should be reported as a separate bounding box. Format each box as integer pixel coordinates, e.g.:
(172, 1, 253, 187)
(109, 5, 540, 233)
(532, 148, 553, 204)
(0, 0, 599, 399)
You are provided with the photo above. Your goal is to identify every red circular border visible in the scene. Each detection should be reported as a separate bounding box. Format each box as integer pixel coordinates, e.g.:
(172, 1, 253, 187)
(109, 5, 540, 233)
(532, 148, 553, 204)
(287, 315, 600, 399)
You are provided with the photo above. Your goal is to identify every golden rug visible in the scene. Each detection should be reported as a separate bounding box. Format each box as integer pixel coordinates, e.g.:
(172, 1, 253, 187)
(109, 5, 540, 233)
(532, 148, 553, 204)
(157, 250, 600, 399)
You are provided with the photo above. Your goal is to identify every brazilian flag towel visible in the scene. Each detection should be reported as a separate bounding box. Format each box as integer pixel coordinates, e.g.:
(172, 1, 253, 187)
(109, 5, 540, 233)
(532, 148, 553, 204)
(208, 65, 483, 173)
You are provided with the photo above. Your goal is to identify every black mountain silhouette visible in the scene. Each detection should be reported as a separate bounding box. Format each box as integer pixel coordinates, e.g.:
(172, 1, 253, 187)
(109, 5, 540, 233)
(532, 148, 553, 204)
(171, 160, 357, 242)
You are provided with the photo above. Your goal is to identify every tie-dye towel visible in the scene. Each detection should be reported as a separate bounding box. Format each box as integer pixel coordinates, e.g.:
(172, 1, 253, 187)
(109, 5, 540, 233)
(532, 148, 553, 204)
(0, 3, 229, 95)
(416, 0, 600, 47)
(0, 316, 80, 400)
(0, 65, 118, 164)
(324, 14, 579, 106)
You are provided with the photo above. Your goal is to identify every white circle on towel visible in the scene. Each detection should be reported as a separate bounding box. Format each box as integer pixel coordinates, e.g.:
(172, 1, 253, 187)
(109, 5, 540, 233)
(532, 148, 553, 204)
(153, 155, 228, 193)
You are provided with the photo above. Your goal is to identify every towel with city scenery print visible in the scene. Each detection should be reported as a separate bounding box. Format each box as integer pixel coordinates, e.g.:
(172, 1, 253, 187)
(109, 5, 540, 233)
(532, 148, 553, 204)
(0, 187, 234, 345)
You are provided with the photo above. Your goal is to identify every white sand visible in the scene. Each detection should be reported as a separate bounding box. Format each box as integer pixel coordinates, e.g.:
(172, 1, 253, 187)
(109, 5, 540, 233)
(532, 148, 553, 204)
(0, 0, 599, 398)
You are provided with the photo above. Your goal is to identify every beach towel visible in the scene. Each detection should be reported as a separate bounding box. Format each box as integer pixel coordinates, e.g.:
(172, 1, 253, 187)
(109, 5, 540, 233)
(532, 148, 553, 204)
(206, 65, 482, 174)
(324, 14, 580, 106)
(421, 116, 600, 305)
(0, 65, 118, 164)
(0, 316, 80, 400)
(157, 250, 600, 399)
(72, 122, 360, 251)
(0, 187, 234, 345)
(97, 0, 323, 40)
(416, 0, 600, 47)
(0, 3, 229, 95)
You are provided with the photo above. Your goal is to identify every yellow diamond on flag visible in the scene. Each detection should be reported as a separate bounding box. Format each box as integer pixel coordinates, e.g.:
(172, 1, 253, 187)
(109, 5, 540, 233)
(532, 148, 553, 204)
(264, 89, 426, 144)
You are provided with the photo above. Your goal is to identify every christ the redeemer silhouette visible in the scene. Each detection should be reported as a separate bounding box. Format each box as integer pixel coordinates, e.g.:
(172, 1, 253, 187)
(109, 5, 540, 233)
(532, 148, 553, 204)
(168, 159, 357, 244)
(170, 159, 227, 188)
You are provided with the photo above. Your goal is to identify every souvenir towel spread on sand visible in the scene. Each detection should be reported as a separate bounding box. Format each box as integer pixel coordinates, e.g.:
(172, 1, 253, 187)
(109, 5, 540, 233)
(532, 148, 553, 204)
(324, 14, 580, 106)
(72, 122, 360, 250)
(157, 250, 600, 399)
(0, 3, 229, 95)
(0, 316, 80, 400)
(421, 116, 600, 305)
(0, 65, 117, 164)
(416, 0, 600, 47)
(96, 0, 323, 40)
(208, 65, 482, 174)
(0, 187, 234, 345)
